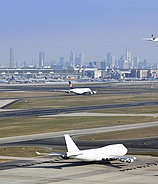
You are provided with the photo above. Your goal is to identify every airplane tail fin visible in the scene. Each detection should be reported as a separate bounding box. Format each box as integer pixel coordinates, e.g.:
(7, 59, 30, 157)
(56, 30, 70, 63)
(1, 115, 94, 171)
(69, 81, 74, 89)
(152, 34, 155, 40)
(64, 134, 80, 155)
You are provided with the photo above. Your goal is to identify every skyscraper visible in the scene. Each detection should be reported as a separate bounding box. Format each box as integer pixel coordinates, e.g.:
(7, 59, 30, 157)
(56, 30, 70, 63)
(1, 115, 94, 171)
(107, 52, 112, 68)
(111, 55, 116, 68)
(39, 51, 44, 68)
(75, 55, 80, 66)
(125, 49, 132, 68)
(133, 56, 139, 68)
(126, 49, 131, 62)
(79, 53, 85, 66)
(70, 51, 75, 66)
(60, 56, 64, 68)
(10, 47, 14, 68)
(118, 55, 124, 69)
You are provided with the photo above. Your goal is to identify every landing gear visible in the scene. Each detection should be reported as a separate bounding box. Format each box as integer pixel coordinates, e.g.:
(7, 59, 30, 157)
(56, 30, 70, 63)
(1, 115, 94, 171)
(101, 159, 111, 164)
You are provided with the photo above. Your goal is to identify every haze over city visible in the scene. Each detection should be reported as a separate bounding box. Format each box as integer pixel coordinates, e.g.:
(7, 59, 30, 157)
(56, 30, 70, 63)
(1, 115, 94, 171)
(0, 0, 158, 65)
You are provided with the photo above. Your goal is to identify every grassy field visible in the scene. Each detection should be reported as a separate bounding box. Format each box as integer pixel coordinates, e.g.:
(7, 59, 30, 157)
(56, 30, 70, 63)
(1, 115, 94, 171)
(78, 126, 158, 140)
(0, 147, 53, 157)
(6, 92, 158, 109)
(0, 115, 158, 138)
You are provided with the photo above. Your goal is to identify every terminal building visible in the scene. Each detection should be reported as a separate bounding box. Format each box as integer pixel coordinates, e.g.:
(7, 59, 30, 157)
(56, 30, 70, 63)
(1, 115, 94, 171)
(0, 68, 157, 82)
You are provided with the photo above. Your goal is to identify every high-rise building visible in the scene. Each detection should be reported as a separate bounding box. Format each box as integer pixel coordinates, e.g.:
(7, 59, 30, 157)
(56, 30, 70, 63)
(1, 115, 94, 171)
(111, 55, 116, 68)
(70, 51, 75, 66)
(106, 52, 112, 68)
(101, 60, 106, 70)
(143, 59, 147, 68)
(123, 60, 129, 69)
(10, 47, 14, 68)
(126, 49, 131, 62)
(118, 55, 124, 69)
(79, 53, 85, 66)
(32, 57, 35, 67)
(60, 56, 64, 68)
(75, 55, 80, 66)
(39, 51, 44, 68)
(126, 49, 132, 67)
(133, 56, 139, 68)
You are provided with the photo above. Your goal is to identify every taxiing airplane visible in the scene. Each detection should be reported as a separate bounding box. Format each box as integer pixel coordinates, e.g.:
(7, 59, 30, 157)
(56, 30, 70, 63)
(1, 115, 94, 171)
(142, 34, 158, 42)
(36, 134, 137, 164)
(64, 81, 97, 95)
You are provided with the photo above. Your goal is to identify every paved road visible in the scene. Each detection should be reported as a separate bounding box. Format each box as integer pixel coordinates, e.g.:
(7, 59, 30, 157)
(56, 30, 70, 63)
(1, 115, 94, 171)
(1, 101, 158, 118)
(2, 135, 157, 154)
(47, 112, 158, 117)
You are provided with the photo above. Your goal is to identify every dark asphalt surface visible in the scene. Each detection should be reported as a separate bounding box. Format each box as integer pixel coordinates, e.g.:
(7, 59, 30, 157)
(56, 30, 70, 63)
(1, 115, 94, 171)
(0, 81, 158, 95)
(1, 101, 158, 118)
(1, 135, 158, 152)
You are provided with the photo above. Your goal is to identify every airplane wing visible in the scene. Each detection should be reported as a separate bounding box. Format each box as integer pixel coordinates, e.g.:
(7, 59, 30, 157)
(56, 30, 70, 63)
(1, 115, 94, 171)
(36, 151, 68, 159)
(142, 38, 153, 41)
(111, 155, 137, 163)
(54, 89, 70, 93)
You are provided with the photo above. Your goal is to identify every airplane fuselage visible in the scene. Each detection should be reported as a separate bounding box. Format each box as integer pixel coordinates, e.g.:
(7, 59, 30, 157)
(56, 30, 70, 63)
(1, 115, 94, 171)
(67, 144, 127, 162)
(153, 38, 158, 42)
(69, 88, 96, 95)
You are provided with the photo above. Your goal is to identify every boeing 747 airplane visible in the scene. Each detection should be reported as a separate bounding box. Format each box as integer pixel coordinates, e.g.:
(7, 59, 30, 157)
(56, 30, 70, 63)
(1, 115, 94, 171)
(36, 134, 137, 164)
(142, 34, 158, 42)
(60, 81, 97, 95)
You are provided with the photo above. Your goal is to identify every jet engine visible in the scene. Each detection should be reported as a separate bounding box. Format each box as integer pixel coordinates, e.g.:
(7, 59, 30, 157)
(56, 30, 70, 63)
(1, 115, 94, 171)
(92, 90, 97, 94)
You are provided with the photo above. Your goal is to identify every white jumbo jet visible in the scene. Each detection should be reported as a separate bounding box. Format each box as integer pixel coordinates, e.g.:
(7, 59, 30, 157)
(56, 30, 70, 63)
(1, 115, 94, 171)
(64, 81, 97, 95)
(36, 134, 137, 164)
(142, 34, 158, 42)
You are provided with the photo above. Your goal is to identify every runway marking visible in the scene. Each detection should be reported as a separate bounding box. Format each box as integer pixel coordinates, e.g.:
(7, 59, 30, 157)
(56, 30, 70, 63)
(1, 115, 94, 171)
(40, 112, 158, 117)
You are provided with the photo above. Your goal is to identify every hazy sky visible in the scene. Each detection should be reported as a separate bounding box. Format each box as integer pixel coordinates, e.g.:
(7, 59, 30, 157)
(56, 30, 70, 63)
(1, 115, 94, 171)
(0, 0, 158, 64)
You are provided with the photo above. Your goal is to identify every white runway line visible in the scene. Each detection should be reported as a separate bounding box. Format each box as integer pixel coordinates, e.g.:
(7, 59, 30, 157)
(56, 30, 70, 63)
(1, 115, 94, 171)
(40, 112, 158, 117)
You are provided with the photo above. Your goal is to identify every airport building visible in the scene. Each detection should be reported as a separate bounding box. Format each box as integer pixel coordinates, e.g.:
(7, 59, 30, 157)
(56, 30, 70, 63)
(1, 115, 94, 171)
(0, 68, 158, 84)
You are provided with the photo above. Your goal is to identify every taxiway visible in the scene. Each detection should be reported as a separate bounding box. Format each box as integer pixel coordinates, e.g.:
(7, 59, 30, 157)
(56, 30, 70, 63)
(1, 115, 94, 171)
(0, 155, 157, 184)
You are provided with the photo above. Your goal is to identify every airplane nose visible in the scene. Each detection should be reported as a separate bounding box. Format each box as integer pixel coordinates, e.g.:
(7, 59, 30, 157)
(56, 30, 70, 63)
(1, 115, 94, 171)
(120, 144, 128, 154)
(123, 146, 128, 154)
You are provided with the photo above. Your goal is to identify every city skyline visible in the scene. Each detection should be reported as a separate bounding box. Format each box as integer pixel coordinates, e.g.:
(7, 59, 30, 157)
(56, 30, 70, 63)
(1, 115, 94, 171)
(0, 1, 158, 64)
(0, 47, 149, 70)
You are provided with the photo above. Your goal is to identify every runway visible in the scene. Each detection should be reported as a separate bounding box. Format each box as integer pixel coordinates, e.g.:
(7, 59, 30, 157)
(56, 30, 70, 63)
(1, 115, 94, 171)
(1, 101, 158, 118)
(0, 81, 157, 95)
(44, 112, 158, 117)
